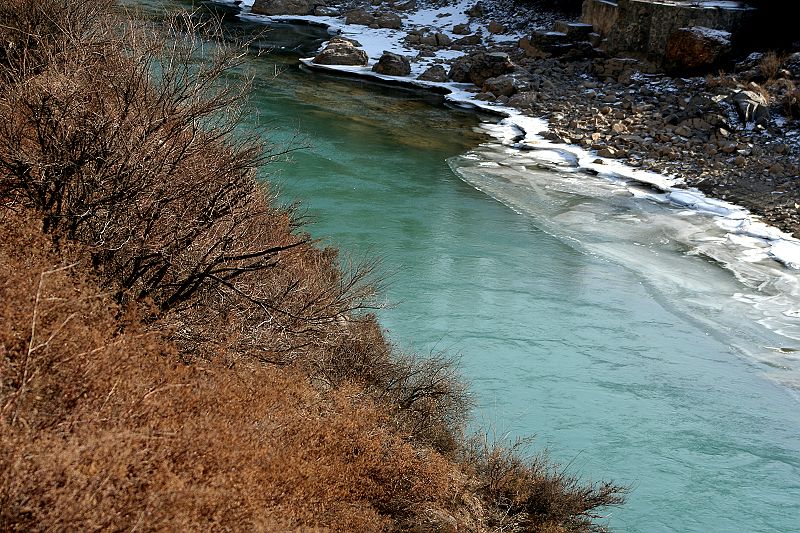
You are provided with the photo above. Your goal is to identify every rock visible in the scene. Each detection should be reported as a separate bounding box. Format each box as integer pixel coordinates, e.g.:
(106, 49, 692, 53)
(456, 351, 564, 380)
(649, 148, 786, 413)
(482, 75, 516, 97)
(251, 0, 316, 15)
(592, 57, 640, 82)
(372, 51, 411, 76)
(376, 12, 402, 29)
(664, 26, 731, 72)
(487, 21, 505, 34)
(419, 33, 437, 46)
(554, 21, 594, 40)
(530, 30, 568, 49)
(785, 52, 800, 78)
(507, 91, 537, 108)
(454, 34, 481, 46)
(735, 52, 764, 73)
(727, 89, 770, 125)
(314, 6, 339, 16)
(466, 2, 484, 18)
(685, 117, 712, 132)
(683, 94, 717, 117)
(345, 8, 375, 26)
(447, 59, 471, 82)
(518, 37, 546, 59)
(313, 38, 368, 66)
(435, 33, 451, 47)
(393, 0, 416, 11)
(447, 52, 514, 86)
(417, 64, 448, 82)
(452, 23, 470, 35)
(769, 162, 785, 175)
(674, 125, 692, 137)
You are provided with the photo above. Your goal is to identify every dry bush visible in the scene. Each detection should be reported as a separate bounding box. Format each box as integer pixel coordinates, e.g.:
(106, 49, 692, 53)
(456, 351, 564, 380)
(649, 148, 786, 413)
(759, 50, 785, 81)
(0, 0, 469, 456)
(704, 71, 739, 90)
(460, 435, 627, 533)
(0, 0, 378, 362)
(0, 209, 466, 531)
(779, 81, 800, 118)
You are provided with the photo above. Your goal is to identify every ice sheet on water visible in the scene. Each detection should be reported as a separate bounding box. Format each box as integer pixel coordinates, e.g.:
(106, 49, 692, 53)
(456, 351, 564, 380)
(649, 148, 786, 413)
(448, 130, 800, 389)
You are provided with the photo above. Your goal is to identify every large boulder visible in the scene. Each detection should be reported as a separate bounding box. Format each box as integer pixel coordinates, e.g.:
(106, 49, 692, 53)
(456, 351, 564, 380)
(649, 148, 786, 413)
(727, 89, 770, 125)
(372, 51, 411, 76)
(375, 12, 402, 29)
(313, 38, 369, 66)
(417, 64, 448, 82)
(345, 8, 375, 26)
(786, 52, 800, 79)
(482, 75, 516, 97)
(251, 0, 317, 15)
(664, 26, 731, 72)
(447, 52, 514, 87)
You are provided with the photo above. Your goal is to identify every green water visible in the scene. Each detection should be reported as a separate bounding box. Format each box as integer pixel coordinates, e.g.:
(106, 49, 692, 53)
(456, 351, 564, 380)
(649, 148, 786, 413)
(131, 2, 800, 531)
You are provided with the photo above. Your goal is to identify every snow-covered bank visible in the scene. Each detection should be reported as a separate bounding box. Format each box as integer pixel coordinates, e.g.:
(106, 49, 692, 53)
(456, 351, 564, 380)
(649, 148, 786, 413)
(212, 0, 800, 361)
(213, 0, 800, 269)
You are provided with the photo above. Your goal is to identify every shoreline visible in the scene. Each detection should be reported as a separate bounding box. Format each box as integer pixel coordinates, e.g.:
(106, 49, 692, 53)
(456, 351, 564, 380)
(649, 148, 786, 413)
(212, 0, 800, 271)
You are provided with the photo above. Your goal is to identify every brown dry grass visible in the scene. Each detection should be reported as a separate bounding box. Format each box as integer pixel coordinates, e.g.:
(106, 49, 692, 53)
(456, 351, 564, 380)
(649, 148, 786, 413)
(759, 51, 785, 82)
(0, 209, 463, 531)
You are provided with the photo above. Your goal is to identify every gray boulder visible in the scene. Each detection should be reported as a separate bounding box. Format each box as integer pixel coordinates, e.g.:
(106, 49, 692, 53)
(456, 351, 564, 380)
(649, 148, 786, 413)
(345, 8, 375, 26)
(394, 0, 416, 10)
(482, 75, 516, 97)
(372, 51, 411, 76)
(727, 89, 770, 125)
(376, 13, 402, 29)
(448, 52, 514, 86)
(251, 0, 316, 15)
(313, 38, 369, 66)
(417, 64, 448, 82)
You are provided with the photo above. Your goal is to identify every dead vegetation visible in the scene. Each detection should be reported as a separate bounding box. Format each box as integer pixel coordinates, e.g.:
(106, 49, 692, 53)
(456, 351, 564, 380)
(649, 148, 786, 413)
(0, 0, 626, 530)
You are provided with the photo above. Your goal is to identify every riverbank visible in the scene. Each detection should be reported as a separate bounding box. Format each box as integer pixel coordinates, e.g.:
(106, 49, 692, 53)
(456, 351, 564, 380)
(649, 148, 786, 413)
(215, 0, 800, 268)
(1, 1, 629, 530)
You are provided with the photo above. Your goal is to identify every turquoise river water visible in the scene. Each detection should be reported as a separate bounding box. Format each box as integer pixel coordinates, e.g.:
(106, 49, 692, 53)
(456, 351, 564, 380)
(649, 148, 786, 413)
(132, 2, 800, 531)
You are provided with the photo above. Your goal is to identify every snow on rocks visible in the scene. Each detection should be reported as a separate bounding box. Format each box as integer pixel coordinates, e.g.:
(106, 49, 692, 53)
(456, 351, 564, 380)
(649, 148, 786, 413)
(212, 0, 800, 277)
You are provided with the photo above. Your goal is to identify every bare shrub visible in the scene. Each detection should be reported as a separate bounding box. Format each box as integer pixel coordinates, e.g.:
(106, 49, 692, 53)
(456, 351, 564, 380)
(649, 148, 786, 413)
(759, 50, 785, 81)
(0, 209, 465, 531)
(704, 71, 739, 90)
(461, 434, 627, 532)
(0, 2, 379, 363)
(779, 80, 800, 118)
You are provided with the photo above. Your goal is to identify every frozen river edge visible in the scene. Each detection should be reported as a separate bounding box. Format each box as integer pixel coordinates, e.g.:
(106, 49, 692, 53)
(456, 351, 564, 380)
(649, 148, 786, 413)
(211, 0, 800, 375)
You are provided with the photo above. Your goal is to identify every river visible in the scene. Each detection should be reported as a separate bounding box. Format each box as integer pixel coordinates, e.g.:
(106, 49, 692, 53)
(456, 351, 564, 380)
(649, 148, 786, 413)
(130, 2, 800, 531)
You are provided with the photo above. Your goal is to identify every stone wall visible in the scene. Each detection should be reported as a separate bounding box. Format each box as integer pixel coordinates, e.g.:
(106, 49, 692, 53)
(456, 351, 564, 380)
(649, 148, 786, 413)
(581, 0, 619, 36)
(582, 0, 757, 60)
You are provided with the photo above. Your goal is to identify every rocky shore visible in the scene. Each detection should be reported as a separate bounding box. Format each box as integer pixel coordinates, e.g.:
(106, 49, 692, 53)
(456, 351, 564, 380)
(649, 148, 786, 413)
(241, 0, 800, 237)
